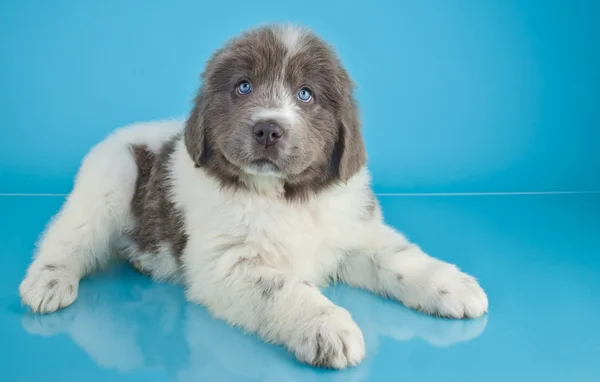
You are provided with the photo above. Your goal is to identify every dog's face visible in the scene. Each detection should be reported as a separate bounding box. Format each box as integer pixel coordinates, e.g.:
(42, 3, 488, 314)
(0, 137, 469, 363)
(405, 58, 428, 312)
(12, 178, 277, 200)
(185, 25, 366, 198)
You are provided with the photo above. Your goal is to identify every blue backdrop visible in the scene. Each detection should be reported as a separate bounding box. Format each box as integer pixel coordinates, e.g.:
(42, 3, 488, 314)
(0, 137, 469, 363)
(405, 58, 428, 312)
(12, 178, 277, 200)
(1, 0, 599, 194)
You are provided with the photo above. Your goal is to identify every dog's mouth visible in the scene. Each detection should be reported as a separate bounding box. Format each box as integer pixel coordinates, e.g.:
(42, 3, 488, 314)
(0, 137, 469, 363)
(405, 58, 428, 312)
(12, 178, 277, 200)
(244, 159, 283, 177)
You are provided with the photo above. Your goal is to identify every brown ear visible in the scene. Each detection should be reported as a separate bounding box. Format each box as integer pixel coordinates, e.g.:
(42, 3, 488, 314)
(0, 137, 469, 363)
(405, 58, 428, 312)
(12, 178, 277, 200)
(336, 93, 367, 181)
(184, 89, 210, 167)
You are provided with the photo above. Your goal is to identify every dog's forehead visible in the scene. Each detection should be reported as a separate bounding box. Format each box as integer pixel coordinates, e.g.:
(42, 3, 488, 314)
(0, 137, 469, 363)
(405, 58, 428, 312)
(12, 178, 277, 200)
(209, 25, 336, 85)
(276, 24, 311, 57)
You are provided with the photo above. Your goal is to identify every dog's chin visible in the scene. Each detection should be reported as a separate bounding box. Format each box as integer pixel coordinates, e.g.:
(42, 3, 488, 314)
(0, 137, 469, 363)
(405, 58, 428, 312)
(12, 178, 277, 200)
(243, 159, 285, 178)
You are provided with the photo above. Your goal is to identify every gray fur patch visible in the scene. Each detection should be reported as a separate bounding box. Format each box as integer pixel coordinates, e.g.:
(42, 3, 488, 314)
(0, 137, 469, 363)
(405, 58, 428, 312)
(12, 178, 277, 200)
(256, 276, 285, 299)
(47, 279, 58, 289)
(224, 255, 252, 280)
(42, 264, 61, 272)
(312, 331, 336, 368)
(128, 135, 189, 262)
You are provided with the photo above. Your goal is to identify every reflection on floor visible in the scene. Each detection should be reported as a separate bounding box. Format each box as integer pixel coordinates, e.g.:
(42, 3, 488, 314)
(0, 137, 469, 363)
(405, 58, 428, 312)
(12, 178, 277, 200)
(2, 194, 599, 382)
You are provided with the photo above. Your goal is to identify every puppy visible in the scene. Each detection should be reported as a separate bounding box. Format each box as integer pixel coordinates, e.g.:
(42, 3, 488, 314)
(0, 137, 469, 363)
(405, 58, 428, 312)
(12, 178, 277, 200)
(19, 24, 488, 369)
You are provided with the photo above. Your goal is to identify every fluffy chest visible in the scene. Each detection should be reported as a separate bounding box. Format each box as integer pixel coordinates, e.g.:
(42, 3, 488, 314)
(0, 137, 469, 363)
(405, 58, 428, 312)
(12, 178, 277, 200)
(189, 190, 345, 279)
(170, 140, 371, 281)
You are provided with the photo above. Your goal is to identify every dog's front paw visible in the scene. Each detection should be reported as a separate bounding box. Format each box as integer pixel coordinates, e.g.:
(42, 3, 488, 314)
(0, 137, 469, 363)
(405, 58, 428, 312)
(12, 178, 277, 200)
(19, 263, 79, 314)
(406, 264, 488, 319)
(291, 306, 365, 369)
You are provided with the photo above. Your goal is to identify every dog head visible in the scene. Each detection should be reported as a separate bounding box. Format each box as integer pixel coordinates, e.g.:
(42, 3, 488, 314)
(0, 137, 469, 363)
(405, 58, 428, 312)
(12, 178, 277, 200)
(184, 24, 366, 199)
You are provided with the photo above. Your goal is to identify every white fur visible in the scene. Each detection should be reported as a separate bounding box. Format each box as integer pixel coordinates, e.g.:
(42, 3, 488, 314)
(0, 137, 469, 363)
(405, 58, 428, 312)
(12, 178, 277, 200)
(251, 105, 299, 131)
(277, 23, 309, 61)
(19, 120, 487, 369)
(250, 79, 302, 133)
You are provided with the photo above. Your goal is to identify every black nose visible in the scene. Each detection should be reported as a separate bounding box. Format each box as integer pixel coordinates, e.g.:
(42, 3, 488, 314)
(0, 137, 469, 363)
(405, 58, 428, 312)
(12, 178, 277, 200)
(252, 121, 284, 147)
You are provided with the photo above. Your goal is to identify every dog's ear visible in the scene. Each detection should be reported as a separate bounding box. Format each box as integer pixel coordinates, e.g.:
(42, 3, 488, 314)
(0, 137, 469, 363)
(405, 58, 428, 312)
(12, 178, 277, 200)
(184, 89, 210, 167)
(335, 86, 366, 182)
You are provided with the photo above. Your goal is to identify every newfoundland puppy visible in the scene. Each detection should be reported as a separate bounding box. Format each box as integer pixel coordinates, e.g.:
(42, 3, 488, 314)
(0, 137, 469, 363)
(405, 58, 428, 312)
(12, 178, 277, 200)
(20, 24, 487, 369)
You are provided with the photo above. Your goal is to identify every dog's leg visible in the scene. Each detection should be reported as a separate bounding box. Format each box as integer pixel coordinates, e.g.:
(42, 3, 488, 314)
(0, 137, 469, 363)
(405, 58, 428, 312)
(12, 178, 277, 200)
(19, 134, 139, 314)
(184, 253, 366, 369)
(335, 223, 488, 319)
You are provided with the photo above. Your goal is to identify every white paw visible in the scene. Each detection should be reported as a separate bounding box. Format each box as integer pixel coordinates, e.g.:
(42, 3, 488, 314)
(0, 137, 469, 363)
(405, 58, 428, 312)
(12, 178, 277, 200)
(407, 264, 488, 319)
(291, 306, 366, 369)
(19, 263, 79, 314)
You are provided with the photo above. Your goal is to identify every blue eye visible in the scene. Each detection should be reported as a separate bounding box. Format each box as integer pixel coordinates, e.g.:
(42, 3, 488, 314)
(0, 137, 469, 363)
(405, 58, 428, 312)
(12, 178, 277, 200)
(237, 81, 252, 95)
(297, 88, 312, 102)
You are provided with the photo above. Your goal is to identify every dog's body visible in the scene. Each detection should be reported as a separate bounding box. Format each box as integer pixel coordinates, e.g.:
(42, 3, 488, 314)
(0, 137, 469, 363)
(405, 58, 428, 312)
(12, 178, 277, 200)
(19, 24, 487, 369)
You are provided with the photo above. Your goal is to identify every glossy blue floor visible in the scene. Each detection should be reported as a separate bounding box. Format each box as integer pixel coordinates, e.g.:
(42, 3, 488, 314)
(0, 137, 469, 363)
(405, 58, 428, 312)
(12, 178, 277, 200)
(2, 193, 598, 381)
